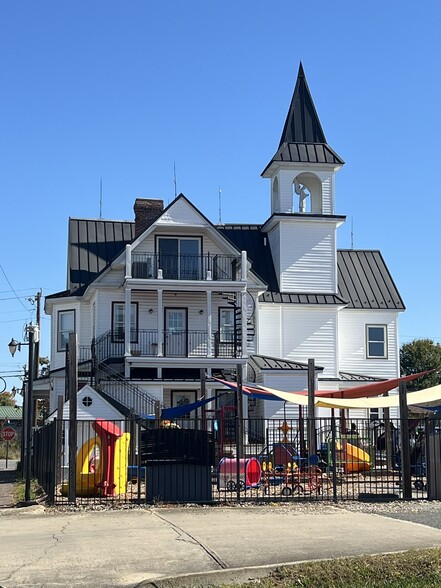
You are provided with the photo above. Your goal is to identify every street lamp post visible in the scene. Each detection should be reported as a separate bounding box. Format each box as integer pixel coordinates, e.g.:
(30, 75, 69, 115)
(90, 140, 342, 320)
(8, 324, 39, 503)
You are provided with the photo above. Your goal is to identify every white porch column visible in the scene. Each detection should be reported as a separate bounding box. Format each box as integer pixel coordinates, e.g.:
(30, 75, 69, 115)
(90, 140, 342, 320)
(157, 289, 164, 356)
(207, 290, 212, 357)
(124, 287, 132, 378)
(241, 250, 247, 281)
(125, 244, 132, 279)
(241, 287, 248, 358)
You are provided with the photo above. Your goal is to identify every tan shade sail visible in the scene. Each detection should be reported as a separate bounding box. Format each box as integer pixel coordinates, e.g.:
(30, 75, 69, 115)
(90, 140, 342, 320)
(259, 383, 441, 410)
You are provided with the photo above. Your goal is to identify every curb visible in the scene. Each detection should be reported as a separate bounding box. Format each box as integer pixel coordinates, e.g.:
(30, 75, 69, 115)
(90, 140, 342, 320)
(134, 549, 421, 588)
(134, 562, 288, 588)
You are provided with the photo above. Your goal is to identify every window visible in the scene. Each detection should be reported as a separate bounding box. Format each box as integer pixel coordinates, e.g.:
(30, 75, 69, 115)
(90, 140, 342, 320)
(157, 237, 201, 279)
(57, 310, 75, 351)
(366, 325, 387, 358)
(219, 308, 235, 343)
(112, 302, 138, 342)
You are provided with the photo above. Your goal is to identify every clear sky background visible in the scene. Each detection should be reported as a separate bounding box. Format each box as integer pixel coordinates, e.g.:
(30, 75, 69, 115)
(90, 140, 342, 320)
(1, 1, 440, 397)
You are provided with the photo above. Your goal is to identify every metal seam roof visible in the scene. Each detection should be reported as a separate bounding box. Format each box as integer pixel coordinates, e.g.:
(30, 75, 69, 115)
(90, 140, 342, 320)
(53, 216, 404, 314)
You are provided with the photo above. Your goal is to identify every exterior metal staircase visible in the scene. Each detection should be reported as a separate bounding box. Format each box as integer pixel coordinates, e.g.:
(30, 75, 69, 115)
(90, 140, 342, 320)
(95, 362, 162, 417)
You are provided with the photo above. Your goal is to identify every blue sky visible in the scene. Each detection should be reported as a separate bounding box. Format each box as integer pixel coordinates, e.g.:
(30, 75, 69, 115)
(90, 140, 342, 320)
(1, 1, 440, 395)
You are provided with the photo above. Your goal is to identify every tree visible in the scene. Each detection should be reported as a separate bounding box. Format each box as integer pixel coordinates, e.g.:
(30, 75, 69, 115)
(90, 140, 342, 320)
(400, 339, 441, 391)
(0, 392, 16, 407)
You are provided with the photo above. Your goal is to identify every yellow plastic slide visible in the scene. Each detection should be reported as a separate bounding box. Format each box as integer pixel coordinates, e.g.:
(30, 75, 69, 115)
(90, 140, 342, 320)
(335, 440, 371, 473)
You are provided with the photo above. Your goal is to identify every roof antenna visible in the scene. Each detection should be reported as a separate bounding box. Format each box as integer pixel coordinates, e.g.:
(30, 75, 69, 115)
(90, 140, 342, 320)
(173, 162, 178, 199)
(99, 177, 103, 219)
(218, 186, 222, 224)
(351, 216, 354, 249)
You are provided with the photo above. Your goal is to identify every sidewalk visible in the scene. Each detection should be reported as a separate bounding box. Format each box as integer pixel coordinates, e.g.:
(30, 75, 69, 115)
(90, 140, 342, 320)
(1, 503, 441, 587)
(0, 459, 17, 508)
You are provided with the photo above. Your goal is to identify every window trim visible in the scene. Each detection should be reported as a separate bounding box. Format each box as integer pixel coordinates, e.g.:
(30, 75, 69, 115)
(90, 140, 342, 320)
(366, 324, 388, 359)
(218, 306, 236, 343)
(111, 302, 139, 343)
(57, 309, 76, 352)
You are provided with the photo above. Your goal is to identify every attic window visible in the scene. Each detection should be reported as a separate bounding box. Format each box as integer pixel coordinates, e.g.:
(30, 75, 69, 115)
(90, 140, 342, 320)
(82, 396, 93, 407)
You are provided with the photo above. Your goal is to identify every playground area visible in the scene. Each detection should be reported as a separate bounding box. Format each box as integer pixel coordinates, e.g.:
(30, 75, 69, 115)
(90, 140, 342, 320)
(30, 412, 437, 505)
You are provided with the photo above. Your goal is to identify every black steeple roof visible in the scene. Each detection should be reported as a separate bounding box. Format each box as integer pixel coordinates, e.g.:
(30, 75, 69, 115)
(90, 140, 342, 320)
(262, 64, 344, 175)
(279, 62, 327, 146)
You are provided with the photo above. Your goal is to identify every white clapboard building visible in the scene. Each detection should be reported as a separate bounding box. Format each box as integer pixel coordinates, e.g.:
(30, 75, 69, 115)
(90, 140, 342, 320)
(44, 64, 404, 426)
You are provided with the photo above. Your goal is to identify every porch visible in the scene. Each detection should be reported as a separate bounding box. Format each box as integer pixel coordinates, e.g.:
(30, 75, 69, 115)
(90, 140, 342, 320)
(82, 330, 242, 363)
(130, 252, 241, 282)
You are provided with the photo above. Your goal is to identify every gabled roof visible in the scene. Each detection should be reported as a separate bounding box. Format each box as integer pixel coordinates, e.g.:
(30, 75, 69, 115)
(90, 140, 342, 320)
(48, 195, 266, 301)
(337, 250, 405, 310)
(262, 63, 343, 174)
(218, 224, 277, 290)
(67, 218, 135, 294)
(221, 225, 404, 311)
(47, 203, 403, 313)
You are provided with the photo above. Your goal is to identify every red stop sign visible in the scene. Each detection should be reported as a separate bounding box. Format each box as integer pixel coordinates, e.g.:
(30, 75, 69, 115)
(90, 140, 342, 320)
(0, 426, 16, 442)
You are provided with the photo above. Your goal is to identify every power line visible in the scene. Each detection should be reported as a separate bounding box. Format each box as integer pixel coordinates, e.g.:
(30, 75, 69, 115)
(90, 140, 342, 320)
(0, 265, 32, 312)
(0, 288, 41, 295)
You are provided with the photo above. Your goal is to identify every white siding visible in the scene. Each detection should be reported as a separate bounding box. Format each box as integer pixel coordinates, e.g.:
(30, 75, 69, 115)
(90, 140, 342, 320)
(50, 301, 82, 370)
(96, 266, 124, 287)
(279, 220, 336, 292)
(258, 305, 282, 357)
(338, 310, 400, 379)
(134, 229, 234, 260)
(61, 386, 125, 421)
(321, 176, 333, 214)
(259, 305, 338, 377)
(156, 198, 208, 226)
(78, 304, 92, 347)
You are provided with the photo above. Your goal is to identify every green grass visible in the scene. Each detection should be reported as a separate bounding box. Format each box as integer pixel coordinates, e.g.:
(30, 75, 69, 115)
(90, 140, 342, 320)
(232, 549, 441, 587)
(13, 478, 44, 504)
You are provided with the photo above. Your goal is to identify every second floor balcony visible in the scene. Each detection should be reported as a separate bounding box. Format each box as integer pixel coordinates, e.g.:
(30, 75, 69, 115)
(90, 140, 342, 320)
(86, 329, 242, 364)
(131, 253, 240, 281)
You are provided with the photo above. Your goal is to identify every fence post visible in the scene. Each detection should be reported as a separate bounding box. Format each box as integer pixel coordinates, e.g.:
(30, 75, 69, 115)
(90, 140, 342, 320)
(331, 416, 338, 503)
(307, 359, 316, 457)
(399, 381, 412, 500)
(55, 396, 64, 496)
(137, 419, 142, 504)
(68, 333, 78, 504)
(425, 416, 432, 500)
(235, 364, 243, 502)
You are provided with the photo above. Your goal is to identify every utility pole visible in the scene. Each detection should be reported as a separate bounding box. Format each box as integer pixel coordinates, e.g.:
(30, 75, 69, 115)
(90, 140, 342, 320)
(33, 290, 42, 426)
(34, 290, 42, 380)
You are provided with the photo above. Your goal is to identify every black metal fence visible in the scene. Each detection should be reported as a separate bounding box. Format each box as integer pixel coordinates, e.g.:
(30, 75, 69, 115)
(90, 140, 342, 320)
(31, 415, 435, 506)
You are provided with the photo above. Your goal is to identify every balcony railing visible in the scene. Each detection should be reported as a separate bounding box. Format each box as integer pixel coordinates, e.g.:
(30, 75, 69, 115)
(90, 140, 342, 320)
(131, 253, 240, 281)
(91, 329, 241, 362)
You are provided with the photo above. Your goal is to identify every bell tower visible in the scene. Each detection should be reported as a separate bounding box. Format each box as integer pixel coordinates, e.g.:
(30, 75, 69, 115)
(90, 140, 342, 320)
(262, 64, 346, 294)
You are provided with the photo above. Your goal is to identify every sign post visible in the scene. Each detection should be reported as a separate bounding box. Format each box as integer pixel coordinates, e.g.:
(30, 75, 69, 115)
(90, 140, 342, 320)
(1, 426, 16, 469)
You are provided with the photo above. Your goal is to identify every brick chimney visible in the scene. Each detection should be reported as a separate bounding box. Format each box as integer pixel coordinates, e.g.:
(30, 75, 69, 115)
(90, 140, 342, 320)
(133, 198, 164, 237)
